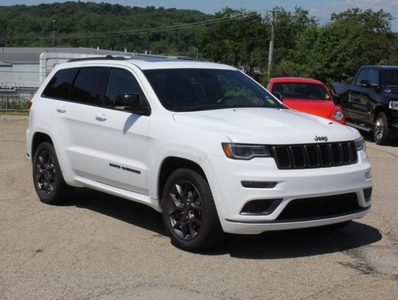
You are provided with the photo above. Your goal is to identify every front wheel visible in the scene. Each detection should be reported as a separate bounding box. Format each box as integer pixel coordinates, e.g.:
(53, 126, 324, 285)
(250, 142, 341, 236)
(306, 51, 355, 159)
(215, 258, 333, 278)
(32, 142, 75, 205)
(162, 168, 224, 252)
(373, 112, 390, 145)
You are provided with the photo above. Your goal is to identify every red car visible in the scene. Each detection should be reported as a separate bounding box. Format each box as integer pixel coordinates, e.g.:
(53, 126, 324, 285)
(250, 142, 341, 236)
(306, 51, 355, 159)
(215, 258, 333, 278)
(266, 77, 346, 124)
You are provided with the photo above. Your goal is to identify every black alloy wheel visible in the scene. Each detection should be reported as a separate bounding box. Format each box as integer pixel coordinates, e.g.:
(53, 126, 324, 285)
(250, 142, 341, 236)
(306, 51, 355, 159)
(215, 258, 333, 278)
(162, 168, 224, 252)
(32, 142, 74, 204)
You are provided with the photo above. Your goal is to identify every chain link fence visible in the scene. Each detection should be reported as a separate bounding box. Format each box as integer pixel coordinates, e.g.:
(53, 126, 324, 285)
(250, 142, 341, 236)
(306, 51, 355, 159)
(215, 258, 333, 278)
(0, 94, 31, 113)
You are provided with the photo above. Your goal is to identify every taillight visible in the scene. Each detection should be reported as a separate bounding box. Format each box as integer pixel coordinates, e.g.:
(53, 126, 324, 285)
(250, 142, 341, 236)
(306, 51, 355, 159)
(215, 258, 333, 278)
(28, 101, 33, 110)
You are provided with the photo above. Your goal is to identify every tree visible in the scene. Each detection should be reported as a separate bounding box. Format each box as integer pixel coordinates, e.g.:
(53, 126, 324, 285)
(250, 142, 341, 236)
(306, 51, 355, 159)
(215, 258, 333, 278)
(330, 8, 394, 64)
(272, 8, 396, 85)
(1, 2, 397, 82)
(387, 33, 398, 64)
(199, 8, 268, 77)
(0, 3, 211, 52)
(269, 7, 319, 76)
(274, 21, 366, 85)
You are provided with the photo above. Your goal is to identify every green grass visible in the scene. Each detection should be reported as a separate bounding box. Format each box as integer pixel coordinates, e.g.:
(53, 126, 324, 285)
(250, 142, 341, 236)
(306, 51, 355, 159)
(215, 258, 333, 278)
(0, 111, 29, 116)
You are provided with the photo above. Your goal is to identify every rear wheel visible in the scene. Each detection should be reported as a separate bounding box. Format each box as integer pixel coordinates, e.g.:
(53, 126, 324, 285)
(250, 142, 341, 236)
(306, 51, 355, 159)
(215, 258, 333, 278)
(162, 168, 224, 252)
(373, 112, 390, 145)
(32, 142, 75, 204)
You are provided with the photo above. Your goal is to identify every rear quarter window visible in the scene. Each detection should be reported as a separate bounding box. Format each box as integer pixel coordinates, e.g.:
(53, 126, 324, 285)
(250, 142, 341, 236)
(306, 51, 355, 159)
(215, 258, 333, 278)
(42, 68, 78, 100)
(42, 67, 107, 105)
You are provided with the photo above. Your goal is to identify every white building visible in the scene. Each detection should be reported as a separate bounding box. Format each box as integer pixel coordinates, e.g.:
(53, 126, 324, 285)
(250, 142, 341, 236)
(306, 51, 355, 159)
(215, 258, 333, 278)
(0, 47, 162, 102)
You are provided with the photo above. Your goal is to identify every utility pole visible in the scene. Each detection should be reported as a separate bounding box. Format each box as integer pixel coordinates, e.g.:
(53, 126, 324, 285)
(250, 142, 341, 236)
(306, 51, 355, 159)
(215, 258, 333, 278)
(52, 20, 56, 49)
(267, 10, 278, 79)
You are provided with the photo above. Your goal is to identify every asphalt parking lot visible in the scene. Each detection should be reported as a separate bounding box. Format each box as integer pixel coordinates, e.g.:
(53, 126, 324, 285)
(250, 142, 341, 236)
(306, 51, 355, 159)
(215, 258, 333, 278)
(1, 115, 397, 300)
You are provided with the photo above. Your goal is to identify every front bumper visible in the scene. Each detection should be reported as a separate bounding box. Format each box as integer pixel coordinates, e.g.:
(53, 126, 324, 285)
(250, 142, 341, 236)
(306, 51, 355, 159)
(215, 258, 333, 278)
(203, 150, 372, 235)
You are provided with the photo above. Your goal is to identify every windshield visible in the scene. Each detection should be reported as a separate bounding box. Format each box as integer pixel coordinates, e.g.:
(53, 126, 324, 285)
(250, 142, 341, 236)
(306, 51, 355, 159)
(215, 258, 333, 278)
(143, 68, 285, 111)
(273, 82, 331, 100)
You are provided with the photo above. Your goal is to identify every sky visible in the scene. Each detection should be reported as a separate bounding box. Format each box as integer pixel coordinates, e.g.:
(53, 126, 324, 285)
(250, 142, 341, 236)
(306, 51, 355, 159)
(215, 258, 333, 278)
(1, 0, 398, 31)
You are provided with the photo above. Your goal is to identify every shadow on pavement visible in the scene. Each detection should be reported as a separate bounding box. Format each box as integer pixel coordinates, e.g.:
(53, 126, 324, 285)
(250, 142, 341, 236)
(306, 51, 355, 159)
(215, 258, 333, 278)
(73, 188, 166, 235)
(71, 188, 381, 259)
(206, 221, 381, 259)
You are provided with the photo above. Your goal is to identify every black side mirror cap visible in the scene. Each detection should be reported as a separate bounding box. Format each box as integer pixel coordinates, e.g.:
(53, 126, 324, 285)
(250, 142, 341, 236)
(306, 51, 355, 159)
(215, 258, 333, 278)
(115, 94, 151, 116)
(360, 80, 379, 89)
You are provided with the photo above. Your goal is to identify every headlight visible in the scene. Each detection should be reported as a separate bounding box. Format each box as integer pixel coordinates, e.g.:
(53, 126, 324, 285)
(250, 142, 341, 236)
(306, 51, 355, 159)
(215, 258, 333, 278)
(333, 110, 345, 121)
(222, 143, 271, 160)
(354, 136, 366, 151)
(389, 101, 398, 110)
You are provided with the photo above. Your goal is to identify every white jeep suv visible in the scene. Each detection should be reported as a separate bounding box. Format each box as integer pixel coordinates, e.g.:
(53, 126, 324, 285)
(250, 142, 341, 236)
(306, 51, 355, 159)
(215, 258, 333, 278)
(26, 56, 372, 252)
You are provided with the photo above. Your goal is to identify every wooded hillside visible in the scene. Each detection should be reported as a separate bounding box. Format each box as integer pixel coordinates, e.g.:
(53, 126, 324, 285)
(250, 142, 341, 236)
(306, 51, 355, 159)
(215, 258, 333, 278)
(0, 2, 210, 57)
(1, 2, 397, 84)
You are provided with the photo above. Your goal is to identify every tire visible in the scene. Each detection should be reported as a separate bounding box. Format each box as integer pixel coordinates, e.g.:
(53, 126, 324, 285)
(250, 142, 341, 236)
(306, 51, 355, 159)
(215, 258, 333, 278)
(373, 112, 390, 145)
(32, 142, 75, 205)
(162, 168, 224, 252)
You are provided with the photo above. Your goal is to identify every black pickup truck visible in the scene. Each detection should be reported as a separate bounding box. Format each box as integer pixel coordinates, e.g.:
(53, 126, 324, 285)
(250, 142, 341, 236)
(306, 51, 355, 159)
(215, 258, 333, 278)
(332, 65, 398, 145)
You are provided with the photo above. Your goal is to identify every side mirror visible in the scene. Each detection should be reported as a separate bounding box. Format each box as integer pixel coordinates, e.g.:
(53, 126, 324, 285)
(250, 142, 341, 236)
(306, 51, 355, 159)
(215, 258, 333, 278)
(360, 80, 378, 89)
(115, 94, 150, 116)
(360, 80, 371, 87)
(272, 91, 283, 102)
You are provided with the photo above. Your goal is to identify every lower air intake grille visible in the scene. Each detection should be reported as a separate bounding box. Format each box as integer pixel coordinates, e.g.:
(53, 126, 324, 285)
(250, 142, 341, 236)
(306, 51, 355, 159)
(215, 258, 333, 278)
(271, 141, 358, 169)
(276, 193, 359, 221)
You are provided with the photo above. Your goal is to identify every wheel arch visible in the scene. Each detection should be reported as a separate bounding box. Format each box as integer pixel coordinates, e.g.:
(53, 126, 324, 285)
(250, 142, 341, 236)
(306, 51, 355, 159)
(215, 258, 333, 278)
(31, 132, 54, 162)
(373, 105, 388, 122)
(158, 157, 206, 207)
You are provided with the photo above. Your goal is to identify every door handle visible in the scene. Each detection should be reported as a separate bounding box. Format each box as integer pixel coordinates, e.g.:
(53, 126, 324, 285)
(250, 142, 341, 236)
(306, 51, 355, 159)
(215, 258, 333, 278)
(95, 113, 108, 121)
(56, 105, 67, 113)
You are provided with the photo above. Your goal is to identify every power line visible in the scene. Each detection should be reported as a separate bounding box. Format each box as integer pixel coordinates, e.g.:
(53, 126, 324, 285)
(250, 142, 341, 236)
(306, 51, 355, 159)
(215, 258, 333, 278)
(0, 13, 251, 41)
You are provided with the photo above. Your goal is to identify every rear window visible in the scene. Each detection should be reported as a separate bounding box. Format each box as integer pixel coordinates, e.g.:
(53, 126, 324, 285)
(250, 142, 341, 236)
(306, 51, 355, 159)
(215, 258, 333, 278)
(272, 83, 330, 100)
(382, 68, 398, 87)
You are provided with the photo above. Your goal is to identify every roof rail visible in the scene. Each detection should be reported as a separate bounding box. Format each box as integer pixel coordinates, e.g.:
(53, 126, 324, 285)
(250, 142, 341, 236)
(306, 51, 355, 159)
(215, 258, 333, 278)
(67, 55, 129, 62)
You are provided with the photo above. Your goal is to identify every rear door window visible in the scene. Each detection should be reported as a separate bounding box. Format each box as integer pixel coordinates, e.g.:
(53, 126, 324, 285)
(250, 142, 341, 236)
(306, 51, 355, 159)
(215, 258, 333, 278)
(70, 67, 107, 105)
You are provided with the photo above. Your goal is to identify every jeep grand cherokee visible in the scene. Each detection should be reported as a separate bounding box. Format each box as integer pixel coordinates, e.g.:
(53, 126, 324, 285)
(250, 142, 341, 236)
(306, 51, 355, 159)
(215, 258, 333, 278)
(26, 56, 372, 252)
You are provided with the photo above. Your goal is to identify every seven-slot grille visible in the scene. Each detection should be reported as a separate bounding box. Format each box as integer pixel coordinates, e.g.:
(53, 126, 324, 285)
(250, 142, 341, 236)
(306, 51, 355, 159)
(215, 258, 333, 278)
(271, 141, 358, 169)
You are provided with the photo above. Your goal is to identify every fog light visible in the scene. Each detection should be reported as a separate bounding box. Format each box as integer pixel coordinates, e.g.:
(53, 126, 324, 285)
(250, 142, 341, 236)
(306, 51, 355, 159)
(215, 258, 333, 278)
(241, 181, 277, 188)
(241, 199, 283, 215)
(364, 188, 372, 202)
(365, 171, 372, 179)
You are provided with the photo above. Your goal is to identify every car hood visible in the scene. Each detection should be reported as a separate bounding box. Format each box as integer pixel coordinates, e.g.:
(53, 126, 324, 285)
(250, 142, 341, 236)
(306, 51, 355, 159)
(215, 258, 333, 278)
(172, 107, 358, 144)
(283, 99, 336, 119)
(384, 88, 398, 97)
